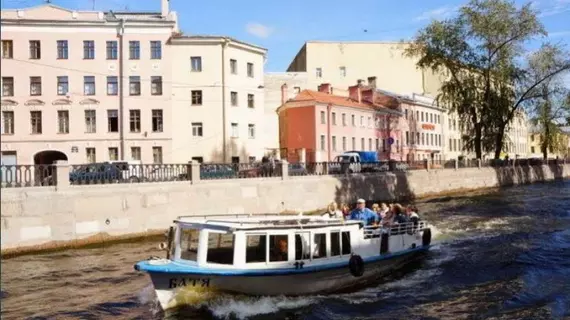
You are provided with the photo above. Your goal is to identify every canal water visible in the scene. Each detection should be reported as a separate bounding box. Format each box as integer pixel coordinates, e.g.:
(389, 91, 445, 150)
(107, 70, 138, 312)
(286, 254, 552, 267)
(2, 180, 569, 320)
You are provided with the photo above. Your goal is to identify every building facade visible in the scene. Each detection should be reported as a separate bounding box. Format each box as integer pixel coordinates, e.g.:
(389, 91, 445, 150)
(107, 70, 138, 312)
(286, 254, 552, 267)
(277, 82, 402, 163)
(0, 2, 177, 166)
(168, 36, 267, 164)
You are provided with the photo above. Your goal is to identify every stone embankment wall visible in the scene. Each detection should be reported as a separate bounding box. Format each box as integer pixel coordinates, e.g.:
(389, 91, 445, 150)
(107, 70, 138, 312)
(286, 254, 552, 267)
(1, 164, 568, 253)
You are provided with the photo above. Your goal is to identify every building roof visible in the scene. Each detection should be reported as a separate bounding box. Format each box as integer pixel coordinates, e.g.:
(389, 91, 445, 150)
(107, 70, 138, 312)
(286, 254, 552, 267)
(290, 90, 378, 110)
(170, 34, 267, 52)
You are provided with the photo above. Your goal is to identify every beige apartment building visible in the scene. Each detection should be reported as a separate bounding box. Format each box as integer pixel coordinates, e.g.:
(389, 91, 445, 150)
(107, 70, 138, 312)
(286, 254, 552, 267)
(0, 2, 177, 166)
(169, 36, 267, 164)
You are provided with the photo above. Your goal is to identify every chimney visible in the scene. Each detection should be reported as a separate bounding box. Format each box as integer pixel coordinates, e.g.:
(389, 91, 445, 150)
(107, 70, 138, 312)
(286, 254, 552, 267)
(161, 0, 169, 17)
(357, 79, 365, 86)
(367, 76, 377, 89)
(317, 83, 331, 94)
(281, 83, 288, 104)
(348, 85, 362, 103)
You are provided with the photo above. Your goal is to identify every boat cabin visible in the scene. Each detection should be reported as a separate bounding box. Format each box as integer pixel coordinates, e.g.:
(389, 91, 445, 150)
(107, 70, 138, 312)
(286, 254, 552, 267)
(167, 214, 363, 269)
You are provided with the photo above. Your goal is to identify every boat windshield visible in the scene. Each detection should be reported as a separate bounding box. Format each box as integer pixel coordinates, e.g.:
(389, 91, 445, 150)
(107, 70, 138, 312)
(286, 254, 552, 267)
(179, 227, 199, 261)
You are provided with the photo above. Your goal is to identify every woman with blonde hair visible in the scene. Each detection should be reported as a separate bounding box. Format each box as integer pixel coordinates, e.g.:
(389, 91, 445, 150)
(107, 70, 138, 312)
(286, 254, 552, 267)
(322, 201, 343, 219)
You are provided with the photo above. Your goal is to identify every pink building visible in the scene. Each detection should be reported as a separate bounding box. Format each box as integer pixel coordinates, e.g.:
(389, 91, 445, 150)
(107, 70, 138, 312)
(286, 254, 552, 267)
(277, 80, 403, 163)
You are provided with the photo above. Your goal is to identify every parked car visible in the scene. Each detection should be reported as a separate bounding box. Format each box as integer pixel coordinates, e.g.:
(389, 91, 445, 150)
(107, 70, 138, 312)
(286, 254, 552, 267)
(70, 162, 141, 184)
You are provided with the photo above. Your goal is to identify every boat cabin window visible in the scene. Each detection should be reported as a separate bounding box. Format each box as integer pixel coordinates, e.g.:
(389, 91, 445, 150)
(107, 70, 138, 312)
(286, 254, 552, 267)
(313, 233, 327, 259)
(342, 231, 351, 255)
(245, 234, 266, 263)
(179, 228, 199, 261)
(269, 235, 288, 262)
(330, 231, 341, 257)
(206, 232, 234, 265)
(295, 233, 310, 260)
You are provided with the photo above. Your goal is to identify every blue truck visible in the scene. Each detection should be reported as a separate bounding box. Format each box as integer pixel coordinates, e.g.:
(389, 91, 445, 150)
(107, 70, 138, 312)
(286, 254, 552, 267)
(331, 151, 389, 173)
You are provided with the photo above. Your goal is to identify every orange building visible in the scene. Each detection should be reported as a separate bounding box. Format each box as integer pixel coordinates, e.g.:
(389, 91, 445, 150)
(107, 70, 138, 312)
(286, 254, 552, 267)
(277, 80, 403, 163)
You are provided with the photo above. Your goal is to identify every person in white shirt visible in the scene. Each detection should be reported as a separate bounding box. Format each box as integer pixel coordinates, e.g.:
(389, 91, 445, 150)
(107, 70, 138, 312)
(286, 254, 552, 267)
(322, 201, 343, 219)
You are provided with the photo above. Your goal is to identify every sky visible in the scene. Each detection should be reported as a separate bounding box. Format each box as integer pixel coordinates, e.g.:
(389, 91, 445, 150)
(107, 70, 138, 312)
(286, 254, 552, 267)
(1, 0, 570, 73)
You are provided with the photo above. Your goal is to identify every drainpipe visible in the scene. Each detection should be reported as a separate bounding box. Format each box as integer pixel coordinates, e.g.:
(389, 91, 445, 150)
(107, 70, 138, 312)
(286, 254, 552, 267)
(327, 103, 332, 162)
(221, 38, 229, 163)
(118, 18, 126, 160)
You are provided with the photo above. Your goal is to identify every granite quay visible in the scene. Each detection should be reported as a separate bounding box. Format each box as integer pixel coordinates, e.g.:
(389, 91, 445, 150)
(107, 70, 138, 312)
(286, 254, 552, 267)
(1, 160, 569, 255)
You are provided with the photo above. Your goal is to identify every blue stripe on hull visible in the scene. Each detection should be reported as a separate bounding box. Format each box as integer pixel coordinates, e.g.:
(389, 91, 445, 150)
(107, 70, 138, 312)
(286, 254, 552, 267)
(136, 245, 431, 277)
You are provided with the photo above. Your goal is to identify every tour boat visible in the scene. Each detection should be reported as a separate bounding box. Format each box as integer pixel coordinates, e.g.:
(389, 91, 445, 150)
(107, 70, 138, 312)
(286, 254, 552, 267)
(134, 214, 433, 310)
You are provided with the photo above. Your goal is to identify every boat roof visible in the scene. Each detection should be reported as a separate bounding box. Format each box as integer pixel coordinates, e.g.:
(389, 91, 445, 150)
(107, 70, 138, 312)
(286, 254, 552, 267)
(174, 214, 361, 232)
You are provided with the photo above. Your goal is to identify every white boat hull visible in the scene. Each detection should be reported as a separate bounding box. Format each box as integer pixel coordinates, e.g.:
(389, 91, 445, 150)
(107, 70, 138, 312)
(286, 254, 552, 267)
(148, 247, 429, 310)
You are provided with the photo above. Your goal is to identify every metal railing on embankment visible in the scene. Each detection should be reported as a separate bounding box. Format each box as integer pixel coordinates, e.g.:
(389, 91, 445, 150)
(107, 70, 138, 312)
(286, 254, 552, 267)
(0, 157, 567, 189)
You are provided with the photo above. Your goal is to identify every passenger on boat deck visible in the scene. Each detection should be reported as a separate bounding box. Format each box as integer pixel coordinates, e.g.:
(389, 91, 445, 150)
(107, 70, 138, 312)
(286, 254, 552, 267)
(340, 203, 351, 219)
(381, 207, 395, 227)
(349, 199, 379, 226)
(406, 206, 420, 224)
(379, 203, 389, 219)
(322, 202, 343, 219)
(372, 203, 380, 215)
(393, 204, 409, 224)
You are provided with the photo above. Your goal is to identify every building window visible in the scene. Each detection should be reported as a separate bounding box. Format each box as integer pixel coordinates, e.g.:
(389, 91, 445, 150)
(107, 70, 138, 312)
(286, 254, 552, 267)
(248, 124, 255, 139)
(360, 116, 364, 127)
(129, 110, 141, 133)
(108, 147, 118, 161)
(57, 76, 68, 95)
(231, 123, 239, 138)
(247, 62, 254, 77)
(85, 148, 96, 163)
(320, 135, 326, 150)
(129, 41, 140, 59)
(352, 137, 356, 149)
(152, 147, 163, 164)
(83, 40, 95, 59)
(107, 76, 118, 95)
(152, 109, 163, 132)
(151, 76, 162, 95)
(421, 133, 425, 145)
(405, 131, 409, 145)
(30, 111, 42, 134)
(85, 110, 96, 133)
(316, 68, 322, 78)
(332, 136, 337, 151)
(247, 94, 255, 108)
(332, 112, 337, 125)
(83, 76, 95, 95)
(438, 134, 442, 146)
(30, 77, 42, 96)
(341, 113, 346, 126)
(405, 109, 408, 120)
(106, 41, 118, 60)
(382, 139, 386, 152)
(230, 59, 237, 74)
(375, 138, 379, 150)
(367, 117, 371, 127)
(56, 40, 68, 59)
(416, 132, 420, 145)
(150, 41, 162, 59)
(342, 137, 347, 151)
(2, 40, 13, 59)
(131, 147, 141, 161)
(29, 40, 41, 59)
(320, 111, 326, 124)
(339, 66, 346, 77)
(231, 92, 238, 106)
(351, 114, 355, 126)
(361, 138, 365, 151)
(191, 90, 202, 105)
(192, 122, 203, 136)
(107, 110, 118, 132)
(369, 138, 372, 151)
(2, 77, 14, 97)
(57, 110, 69, 134)
(2, 111, 14, 134)
(128, 76, 140, 95)
(191, 56, 202, 72)
(530, 146, 535, 153)
(421, 112, 424, 122)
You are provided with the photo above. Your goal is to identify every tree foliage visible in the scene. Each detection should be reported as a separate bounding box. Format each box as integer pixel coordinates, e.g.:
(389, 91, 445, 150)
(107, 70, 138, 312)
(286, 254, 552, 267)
(405, 0, 570, 159)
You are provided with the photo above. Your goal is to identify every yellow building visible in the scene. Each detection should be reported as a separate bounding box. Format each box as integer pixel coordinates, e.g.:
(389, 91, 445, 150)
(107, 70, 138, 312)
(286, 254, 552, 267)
(528, 126, 570, 159)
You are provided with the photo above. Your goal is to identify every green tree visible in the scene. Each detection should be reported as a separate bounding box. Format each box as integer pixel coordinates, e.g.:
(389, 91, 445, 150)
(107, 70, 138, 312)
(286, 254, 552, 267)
(405, 0, 570, 159)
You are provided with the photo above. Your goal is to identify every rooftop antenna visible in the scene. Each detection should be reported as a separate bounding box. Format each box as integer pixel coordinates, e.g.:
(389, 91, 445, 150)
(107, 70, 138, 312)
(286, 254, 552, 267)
(92, 0, 95, 10)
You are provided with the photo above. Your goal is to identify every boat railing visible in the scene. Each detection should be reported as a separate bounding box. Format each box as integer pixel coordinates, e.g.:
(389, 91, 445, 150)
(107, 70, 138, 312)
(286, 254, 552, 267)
(362, 221, 427, 239)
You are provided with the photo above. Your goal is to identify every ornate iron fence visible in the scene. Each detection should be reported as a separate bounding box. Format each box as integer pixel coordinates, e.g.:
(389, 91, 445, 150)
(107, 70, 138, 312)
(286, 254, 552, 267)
(0, 164, 54, 188)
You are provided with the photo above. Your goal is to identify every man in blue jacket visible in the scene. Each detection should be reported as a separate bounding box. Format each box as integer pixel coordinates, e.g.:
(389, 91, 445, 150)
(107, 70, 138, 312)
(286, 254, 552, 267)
(349, 199, 379, 226)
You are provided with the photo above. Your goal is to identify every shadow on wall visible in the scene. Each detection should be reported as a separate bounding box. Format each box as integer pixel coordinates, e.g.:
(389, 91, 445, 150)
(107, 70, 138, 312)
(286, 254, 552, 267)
(493, 162, 565, 187)
(332, 171, 414, 209)
(210, 140, 250, 163)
